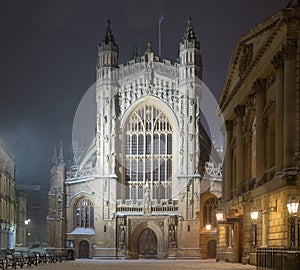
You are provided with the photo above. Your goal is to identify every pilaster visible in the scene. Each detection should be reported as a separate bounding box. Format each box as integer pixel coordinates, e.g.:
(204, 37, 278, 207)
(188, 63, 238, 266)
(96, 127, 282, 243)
(234, 105, 245, 195)
(272, 50, 284, 174)
(224, 120, 233, 200)
(283, 40, 297, 171)
(253, 78, 266, 186)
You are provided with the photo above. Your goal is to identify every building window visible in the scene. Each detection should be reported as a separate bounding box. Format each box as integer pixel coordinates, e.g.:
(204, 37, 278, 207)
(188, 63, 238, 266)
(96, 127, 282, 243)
(124, 104, 173, 201)
(203, 197, 217, 227)
(75, 198, 94, 228)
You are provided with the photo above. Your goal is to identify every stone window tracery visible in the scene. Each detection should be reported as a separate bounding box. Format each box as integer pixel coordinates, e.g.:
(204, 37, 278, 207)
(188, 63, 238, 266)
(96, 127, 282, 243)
(203, 197, 217, 227)
(124, 104, 173, 201)
(75, 198, 94, 228)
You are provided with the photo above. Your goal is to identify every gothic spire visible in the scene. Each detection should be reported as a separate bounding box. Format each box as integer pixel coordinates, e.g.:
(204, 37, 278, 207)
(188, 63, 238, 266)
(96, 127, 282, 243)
(181, 17, 200, 49)
(103, 19, 117, 46)
(58, 140, 64, 166)
(52, 144, 58, 166)
(133, 39, 142, 62)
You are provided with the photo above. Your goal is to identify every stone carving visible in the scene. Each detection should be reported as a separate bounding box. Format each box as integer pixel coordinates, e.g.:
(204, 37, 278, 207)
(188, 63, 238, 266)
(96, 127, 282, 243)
(252, 78, 267, 93)
(283, 40, 297, 60)
(234, 105, 245, 118)
(225, 120, 234, 131)
(238, 43, 253, 77)
(272, 50, 284, 69)
(168, 215, 177, 248)
(143, 181, 151, 215)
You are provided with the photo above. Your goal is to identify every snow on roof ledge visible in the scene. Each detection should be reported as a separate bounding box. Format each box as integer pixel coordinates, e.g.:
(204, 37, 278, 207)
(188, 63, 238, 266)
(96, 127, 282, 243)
(67, 227, 95, 235)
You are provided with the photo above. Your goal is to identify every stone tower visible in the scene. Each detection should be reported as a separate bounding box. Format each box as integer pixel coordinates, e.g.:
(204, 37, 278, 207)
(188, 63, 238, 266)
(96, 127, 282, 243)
(46, 142, 66, 248)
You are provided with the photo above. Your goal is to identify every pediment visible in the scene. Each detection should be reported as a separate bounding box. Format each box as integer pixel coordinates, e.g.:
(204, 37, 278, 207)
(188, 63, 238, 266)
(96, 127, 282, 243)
(219, 11, 283, 111)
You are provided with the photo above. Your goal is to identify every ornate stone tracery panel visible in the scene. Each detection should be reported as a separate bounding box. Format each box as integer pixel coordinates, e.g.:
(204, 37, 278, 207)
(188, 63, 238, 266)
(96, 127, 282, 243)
(124, 104, 173, 201)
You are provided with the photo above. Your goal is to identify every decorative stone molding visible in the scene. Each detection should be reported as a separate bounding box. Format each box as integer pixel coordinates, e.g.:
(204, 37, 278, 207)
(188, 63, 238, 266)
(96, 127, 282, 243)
(225, 120, 234, 131)
(234, 105, 245, 118)
(272, 50, 284, 69)
(252, 78, 267, 93)
(238, 43, 253, 77)
(283, 40, 297, 60)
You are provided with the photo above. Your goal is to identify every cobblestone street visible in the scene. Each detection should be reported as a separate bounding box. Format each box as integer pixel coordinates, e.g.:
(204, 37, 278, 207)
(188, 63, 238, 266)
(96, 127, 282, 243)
(21, 259, 256, 270)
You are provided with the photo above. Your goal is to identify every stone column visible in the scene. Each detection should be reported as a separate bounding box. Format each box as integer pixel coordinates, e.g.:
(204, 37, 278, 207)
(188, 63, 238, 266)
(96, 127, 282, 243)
(224, 120, 233, 200)
(283, 40, 297, 171)
(253, 79, 266, 185)
(272, 50, 284, 173)
(234, 105, 245, 195)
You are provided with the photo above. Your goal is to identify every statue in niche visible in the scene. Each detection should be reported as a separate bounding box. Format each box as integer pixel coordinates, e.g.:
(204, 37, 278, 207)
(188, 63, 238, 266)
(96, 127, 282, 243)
(119, 225, 125, 243)
(143, 181, 151, 215)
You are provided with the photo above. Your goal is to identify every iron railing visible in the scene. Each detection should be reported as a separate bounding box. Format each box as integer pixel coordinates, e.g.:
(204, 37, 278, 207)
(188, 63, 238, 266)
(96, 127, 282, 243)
(256, 247, 300, 270)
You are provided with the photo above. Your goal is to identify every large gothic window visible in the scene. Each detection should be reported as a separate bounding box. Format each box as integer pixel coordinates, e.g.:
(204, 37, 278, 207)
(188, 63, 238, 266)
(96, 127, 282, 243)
(75, 198, 94, 228)
(125, 104, 173, 201)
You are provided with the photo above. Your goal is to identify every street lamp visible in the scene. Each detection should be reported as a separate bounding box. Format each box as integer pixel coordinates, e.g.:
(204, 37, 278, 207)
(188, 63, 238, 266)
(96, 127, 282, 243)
(24, 219, 31, 246)
(250, 208, 259, 247)
(216, 209, 224, 222)
(250, 208, 259, 221)
(286, 196, 299, 248)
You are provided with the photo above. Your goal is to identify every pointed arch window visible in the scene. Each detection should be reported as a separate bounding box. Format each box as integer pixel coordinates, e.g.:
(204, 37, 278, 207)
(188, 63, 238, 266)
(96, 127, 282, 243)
(124, 104, 173, 201)
(75, 198, 94, 228)
(203, 197, 217, 227)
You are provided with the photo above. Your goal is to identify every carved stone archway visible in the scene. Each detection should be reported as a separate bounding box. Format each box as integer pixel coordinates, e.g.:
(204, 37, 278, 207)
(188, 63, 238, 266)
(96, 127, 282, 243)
(130, 220, 165, 259)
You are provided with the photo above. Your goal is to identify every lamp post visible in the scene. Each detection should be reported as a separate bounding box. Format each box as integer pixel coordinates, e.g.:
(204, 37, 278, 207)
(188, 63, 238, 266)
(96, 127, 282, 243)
(250, 208, 259, 247)
(286, 196, 299, 248)
(24, 219, 31, 247)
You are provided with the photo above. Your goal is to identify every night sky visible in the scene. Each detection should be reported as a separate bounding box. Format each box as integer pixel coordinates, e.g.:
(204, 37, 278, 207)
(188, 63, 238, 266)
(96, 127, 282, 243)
(0, 0, 288, 188)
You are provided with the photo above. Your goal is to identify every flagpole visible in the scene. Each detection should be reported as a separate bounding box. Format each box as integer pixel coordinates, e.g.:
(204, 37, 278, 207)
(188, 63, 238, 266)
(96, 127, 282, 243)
(159, 15, 164, 58)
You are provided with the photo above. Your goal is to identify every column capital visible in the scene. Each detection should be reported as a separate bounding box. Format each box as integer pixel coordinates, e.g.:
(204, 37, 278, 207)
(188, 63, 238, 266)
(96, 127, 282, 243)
(272, 50, 284, 69)
(234, 105, 245, 118)
(244, 131, 252, 143)
(283, 40, 297, 60)
(252, 78, 267, 93)
(225, 120, 234, 131)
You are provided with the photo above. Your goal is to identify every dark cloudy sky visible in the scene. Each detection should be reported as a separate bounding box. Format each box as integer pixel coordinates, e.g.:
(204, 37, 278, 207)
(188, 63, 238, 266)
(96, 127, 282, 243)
(0, 0, 288, 187)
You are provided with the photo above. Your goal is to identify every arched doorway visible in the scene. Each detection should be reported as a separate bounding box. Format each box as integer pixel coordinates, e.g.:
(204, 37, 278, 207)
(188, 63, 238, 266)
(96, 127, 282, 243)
(138, 228, 157, 258)
(79, 240, 89, 258)
(207, 239, 216, 259)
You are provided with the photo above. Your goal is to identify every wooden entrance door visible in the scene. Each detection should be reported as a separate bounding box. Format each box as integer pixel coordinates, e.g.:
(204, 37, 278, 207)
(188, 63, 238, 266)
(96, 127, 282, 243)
(79, 240, 89, 258)
(138, 228, 157, 258)
(207, 239, 217, 258)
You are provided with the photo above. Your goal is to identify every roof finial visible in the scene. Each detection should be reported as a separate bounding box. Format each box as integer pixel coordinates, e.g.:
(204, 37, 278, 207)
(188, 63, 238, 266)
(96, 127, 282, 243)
(145, 41, 153, 53)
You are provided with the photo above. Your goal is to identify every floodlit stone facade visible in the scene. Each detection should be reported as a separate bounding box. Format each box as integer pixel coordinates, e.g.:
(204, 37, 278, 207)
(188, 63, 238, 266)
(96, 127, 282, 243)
(47, 19, 222, 259)
(217, 0, 300, 265)
(0, 137, 16, 249)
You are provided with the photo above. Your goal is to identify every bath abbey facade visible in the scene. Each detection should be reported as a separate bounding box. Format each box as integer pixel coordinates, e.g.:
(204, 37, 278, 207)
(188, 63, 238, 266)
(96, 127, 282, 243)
(47, 19, 222, 259)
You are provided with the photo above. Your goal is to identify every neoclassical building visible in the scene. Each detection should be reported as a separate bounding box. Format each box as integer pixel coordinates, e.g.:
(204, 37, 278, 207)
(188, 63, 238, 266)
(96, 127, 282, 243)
(47, 19, 222, 259)
(0, 137, 16, 249)
(217, 0, 300, 265)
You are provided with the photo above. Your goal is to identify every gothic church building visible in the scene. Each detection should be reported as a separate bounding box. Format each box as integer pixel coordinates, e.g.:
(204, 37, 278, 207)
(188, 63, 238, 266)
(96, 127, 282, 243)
(47, 19, 217, 259)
